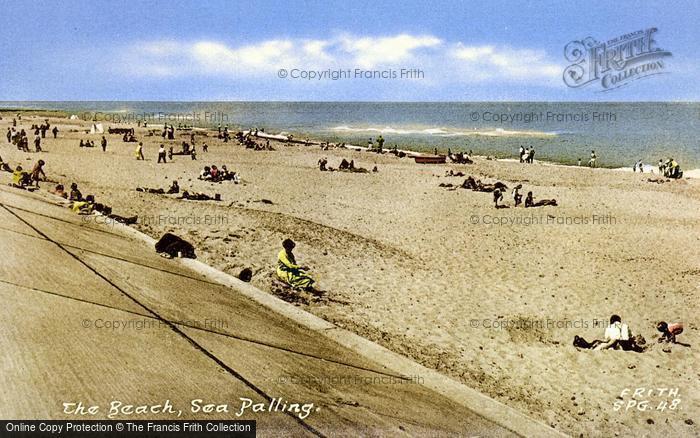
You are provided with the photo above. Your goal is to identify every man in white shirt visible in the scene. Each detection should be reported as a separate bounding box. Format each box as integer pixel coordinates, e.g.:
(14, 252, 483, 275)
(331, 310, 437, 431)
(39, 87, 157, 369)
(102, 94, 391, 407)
(595, 314, 631, 350)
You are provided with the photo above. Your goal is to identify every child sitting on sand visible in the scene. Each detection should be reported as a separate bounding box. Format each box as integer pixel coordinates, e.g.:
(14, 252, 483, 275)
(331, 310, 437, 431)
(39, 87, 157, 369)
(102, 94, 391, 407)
(657, 321, 683, 344)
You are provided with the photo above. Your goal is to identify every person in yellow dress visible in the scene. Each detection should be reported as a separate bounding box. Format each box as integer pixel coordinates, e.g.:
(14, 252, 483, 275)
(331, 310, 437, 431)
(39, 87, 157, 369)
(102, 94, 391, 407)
(276, 239, 315, 290)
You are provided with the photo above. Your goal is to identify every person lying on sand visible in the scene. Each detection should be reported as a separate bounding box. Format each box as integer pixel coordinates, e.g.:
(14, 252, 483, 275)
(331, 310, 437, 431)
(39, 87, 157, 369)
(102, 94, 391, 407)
(446, 169, 465, 177)
(136, 187, 166, 194)
(573, 335, 604, 350)
(0, 155, 12, 172)
(524, 191, 557, 207)
(594, 314, 645, 352)
(276, 238, 315, 291)
(180, 190, 220, 201)
(657, 321, 684, 344)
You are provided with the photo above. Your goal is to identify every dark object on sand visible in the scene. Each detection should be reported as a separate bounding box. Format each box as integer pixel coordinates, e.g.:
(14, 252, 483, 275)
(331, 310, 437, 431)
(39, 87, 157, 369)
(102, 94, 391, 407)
(155, 233, 196, 258)
(238, 268, 253, 282)
(414, 155, 446, 164)
(573, 335, 602, 349)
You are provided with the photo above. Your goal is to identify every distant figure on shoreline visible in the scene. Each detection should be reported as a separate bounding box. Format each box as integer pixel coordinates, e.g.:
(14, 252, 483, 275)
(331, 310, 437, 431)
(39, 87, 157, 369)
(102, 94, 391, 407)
(588, 150, 597, 167)
(276, 239, 315, 291)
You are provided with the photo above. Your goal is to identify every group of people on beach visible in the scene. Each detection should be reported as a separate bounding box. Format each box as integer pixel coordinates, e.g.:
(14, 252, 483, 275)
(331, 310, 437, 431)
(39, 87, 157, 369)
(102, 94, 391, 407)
(318, 157, 377, 173)
(574, 314, 686, 352)
(658, 158, 683, 178)
(518, 146, 536, 163)
(198, 165, 240, 183)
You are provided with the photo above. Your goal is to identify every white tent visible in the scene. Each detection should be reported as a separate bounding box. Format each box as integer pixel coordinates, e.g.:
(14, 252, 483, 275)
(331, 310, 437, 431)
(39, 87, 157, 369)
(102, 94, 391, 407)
(69, 114, 79, 120)
(90, 123, 104, 134)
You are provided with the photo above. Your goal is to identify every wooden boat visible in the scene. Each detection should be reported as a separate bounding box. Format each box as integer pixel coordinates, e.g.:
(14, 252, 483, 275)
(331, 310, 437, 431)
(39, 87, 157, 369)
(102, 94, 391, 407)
(413, 155, 446, 164)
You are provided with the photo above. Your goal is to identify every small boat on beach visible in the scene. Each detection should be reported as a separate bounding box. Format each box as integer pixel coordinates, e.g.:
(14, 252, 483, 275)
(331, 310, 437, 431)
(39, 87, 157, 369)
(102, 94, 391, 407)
(414, 155, 447, 164)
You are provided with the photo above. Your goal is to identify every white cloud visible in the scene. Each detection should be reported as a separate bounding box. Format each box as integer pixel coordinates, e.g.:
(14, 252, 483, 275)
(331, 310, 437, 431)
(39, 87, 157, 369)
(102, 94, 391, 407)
(120, 34, 562, 85)
(451, 44, 561, 82)
(338, 34, 442, 68)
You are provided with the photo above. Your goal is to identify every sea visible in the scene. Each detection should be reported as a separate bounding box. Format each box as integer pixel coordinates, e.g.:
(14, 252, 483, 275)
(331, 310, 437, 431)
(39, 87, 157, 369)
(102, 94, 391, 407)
(2, 101, 698, 173)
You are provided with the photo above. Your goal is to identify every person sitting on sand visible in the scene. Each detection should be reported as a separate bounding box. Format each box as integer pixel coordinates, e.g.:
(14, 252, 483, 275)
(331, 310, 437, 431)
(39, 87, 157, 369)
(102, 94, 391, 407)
(199, 166, 211, 180)
(524, 191, 557, 207)
(657, 321, 683, 344)
(210, 165, 219, 180)
(12, 166, 31, 188)
(594, 315, 644, 352)
(512, 184, 523, 207)
(318, 158, 328, 171)
(69, 183, 83, 201)
(79, 139, 85, 148)
(167, 180, 180, 194)
(493, 188, 504, 208)
(276, 239, 315, 291)
(50, 184, 67, 199)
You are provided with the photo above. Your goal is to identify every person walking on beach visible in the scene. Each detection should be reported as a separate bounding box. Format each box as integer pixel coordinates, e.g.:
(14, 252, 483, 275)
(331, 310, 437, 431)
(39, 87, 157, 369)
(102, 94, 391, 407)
(30, 160, 46, 187)
(519, 145, 525, 163)
(588, 150, 597, 167)
(34, 134, 42, 152)
(101, 135, 107, 152)
(135, 142, 145, 160)
(52, 126, 58, 138)
(157, 144, 167, 163)
(6, 128, 11, 143)
(376, 135, 385, 153)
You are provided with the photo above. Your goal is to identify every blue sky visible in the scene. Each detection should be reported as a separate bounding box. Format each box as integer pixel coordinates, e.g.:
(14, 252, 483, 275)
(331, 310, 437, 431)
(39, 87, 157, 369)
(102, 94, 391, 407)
(0, 0, 697, 101)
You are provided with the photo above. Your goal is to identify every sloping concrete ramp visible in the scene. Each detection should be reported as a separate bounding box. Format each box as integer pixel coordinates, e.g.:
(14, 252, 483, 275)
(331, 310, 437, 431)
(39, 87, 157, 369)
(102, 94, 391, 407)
(0, 186, 564, 437)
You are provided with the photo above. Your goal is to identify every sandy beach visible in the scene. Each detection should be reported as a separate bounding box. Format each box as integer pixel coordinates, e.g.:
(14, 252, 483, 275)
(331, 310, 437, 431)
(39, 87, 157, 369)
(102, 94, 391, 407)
(2, 112, 698, 436)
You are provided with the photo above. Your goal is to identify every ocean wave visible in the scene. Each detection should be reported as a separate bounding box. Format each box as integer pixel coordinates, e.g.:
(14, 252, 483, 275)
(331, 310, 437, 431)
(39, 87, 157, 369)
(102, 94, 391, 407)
(329, 125, 557, 138)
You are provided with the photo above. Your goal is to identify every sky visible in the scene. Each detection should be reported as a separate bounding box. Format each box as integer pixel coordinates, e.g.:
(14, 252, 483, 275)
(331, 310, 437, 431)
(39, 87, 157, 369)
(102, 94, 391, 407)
(0, 0, 698, 101)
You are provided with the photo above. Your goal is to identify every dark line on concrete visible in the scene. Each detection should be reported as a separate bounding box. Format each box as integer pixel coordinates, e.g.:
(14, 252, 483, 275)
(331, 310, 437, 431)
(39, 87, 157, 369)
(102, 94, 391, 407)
(2, 204, 327, 438)
(0, 277, 406, 380)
